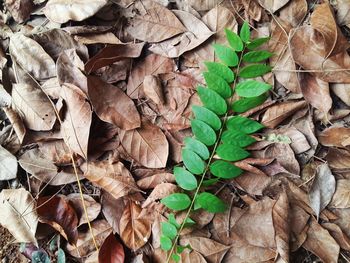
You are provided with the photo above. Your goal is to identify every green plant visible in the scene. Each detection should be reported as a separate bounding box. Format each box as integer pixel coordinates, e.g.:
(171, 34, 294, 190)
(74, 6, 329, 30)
(160, 22, 272, 262)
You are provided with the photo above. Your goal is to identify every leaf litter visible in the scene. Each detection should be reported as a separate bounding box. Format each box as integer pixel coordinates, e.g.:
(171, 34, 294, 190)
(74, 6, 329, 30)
(1, 0, 350, 262)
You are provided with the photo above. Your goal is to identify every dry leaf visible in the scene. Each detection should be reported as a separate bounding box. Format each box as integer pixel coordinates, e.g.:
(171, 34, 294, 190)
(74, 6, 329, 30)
(74, 32, 121, 45)
(142, 183, 178, 208)
(98, 233, 125, 263)
(3, 107, 26, 143)
(88, 76, 141, 130)
(327, 148, 350, 170)
(279, 0, 307, 27)
(143, 75, 165, 105)
(126, 0, 186, 42)
(120, 201, 152, 250)
(5, 0, 34, 23)
(136, 172, 175, 190)
(336, 0, 350, 25)
(44, 0, 108, 23)
(322, 222, 350, 251)
(9, 33, 56, 80)
(0, 188, 38, 244)
(101, 192, 125, 234)
(331, 83, 350, 106)
(119, 119, 169, 168)
(308, 163, 336, 218)
(0, 145, 18, 180)
(66, 194, 101, 226)
(81, 161, 140, 200)
(258, 0, 289, 12)
(318, 126, 350, 148)
(329, 179, 350, 208)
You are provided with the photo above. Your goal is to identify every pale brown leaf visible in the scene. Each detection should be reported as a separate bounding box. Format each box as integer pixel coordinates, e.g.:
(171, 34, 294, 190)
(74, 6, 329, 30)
(101, 192, 125, 234)
(322, 222, 350, 251)
(3, 107, 26, 143)
(0, 145, 17, 180)
(327, 148, 350, 170)
(5, 0, 34, 23)
(318, 126, 350, 148)
(278, 0, 307, 27)
(142, 183, 178, 208)
(331, 83, 350, 106)
(258, 0, 289, 12)
(329, 179, 350, 208)
(136, 173, 175, 190)
(143, 75, 165, 105)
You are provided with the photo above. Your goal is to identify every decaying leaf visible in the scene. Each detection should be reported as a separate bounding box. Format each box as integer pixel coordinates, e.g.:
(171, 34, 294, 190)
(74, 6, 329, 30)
(258, 0, 289, 13)
(0, 145, 18, 180)
(142, 183, 178, 208)
(98, 233, 125, 263)
(318, 126, 350, 148)
(330, 179, 350, 209)
(5, 0, 34, 23)
(66, 194, 101, 226)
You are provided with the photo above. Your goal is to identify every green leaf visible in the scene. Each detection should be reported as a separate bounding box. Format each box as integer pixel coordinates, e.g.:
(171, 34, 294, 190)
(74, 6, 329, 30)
(172, 254, 181, 262)
(227, 115, 264, 134)
(57, 249, 66, 263)
(204, 61, 235, 82)
(184, 137, 209, 160)
(239, 64, 272, 78)
(213, 44, 238, 67)
(203, 72, 232, 98)
(246, 37, 270, 50)
(196, 192, 227, 213)
(161, 222, 177, 239)
(202, 178, 220, 186)
(182, 148, 206, 174)
(160, 235, 172, 251)
(225, 28, 243, 51)
(192, 106, 221, 131)
(174, 167, 198, 191)
(216, 144, 250, 161)
(221, 129, 256, 147)
(161, 193, 191, 211)
(191, 119, 217, 146)
(232, 93, 268, 113)
(236, 80, 271, 98)
(31, 251, 51, 263)
(240, 21, 250, 43)
(177, 245, 191, 254)
(243, 50, 273, 63)
(210, 160, 242, 179)
(168, 213, 180, 228)
(183, 217, 196, 228)
(197, 86, 227, 115)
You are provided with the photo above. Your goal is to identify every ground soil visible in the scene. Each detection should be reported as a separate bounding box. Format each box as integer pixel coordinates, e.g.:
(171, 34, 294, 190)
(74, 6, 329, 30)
(0, 226, 27, 263)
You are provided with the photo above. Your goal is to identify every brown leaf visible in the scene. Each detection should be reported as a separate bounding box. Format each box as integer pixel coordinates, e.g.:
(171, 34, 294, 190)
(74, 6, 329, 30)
(9, 33, 56, 80)
(120, 201, 152, 250)
(127, 54, 176, 99)
(37, 196, 79, 244)
(5, 0, 34, 23)
(152, 248, 207, 263)
(234, 172, 271, 196)
(149, 10, 214, 58)
(322, 222, 350, 251)
(143, 75, 165, 105)
(85, 42, 144, 74)
(66, 194, 101, 226)
(81, 161, 140, 200)
(336, 0, 350, 25)
(302, 218, 339, 263)
(0, 188, 38, 244)
(258, 0, 289, 12)
(319, 126, 350, 148)
(142, 183, 178, 208)
(60, 83, 92, 159)
(278, 0, 307, 27)
(101, 192, 125, 234)
(308, 163, 336, 218)
(98, 233, 125, 263)
(331, 83, 350, 106)
(3, 107, 26, 143)
(74, 32, 121, 45)
(37, 140, 72, 166)
(329, 179, 350, 208)
(119, 120, 169, 168)
(126, 0, 186, 42)
(44, 0, 108, 23)
(327, 148, 350, 169)
(0, 145, 18, 180)
(66, 219, 112, 258)
(136, 172, 175, 190)
(261, 100, 307, 128)
(88, 76, 140, 130)
(277, 127, 311, 154)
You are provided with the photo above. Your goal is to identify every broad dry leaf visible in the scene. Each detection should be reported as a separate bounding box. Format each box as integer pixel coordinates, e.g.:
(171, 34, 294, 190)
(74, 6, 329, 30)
(277, 127, 311, 154)
(234, 171, 271, 196)
(44, 0, 108, 23)
(88, 76, 141, 130)
(119, 119, 169, 168)
(152, 248, 207, 263)
(9, 33, 56, 80)
(329, 179, 350, 208)
(101, 192, 125, 234)
(318, 126, 350, 148)
(12, 83, 56, 131)
(279, 0, 307, 27)
(74, 32, 121, 45)
(66, 219, 112, 258)
(142, 183, 178, 208)
(302, 218, 339, 263)
(0, 188, 38, 244)
(136, 172, 175, 190)
(331, 83, 350, 106)
(127, 53, 176, 99)
(5, 0, 34, 23)
(308, 163, 336, 218)
(60, 83, 92, 159)
(322, 222, 350, 251)
(120, 201, 151, 250)
(81, 161, 140, 200)
(98, 233, 125, 263)
(37, 140, 72, 166)
(3, 107, 26, 143)
(336, 0, 350, 25)
(180, 0, 223, 11)
(126, 0, 186, 42)
(258, 0, 289, 12)
(0, 145, 17, 180)
(261, 100, 307, 128)
(149, 10, 214, 58)
(327, 148, 350, 169)
(143, 75, 165, 105)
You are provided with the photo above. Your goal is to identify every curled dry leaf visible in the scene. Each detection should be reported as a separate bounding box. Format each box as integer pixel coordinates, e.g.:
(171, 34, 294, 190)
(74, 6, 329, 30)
(120, 201, 152, 250)
(66, 219, 112, 258)
(329, 179, 350, 208)
(60, 83, 92, 159)
(81, 161, 140, 200)
(331, 83, 350, 106)
(3, 107, 26, 143)
(119, 119, 169, 168)
(98, 233, 125, 263)
(0, 188, 38, 244)
(126, 0, 186, 42)
(9, 33, 56, 80)
(37, 196, 79, 245)
(0, 145, 18, 180)
(74, 32, 121, 45)
(44, 0, 108, 23)
(142, 183, 178, 208)
(336, 0, 350, 25)
(88, 76, 141, 130)
(318, 126, 350, 148)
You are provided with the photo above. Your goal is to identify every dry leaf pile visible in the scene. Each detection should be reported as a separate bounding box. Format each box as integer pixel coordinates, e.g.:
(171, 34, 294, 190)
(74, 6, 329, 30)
(0, 0, 350, 262)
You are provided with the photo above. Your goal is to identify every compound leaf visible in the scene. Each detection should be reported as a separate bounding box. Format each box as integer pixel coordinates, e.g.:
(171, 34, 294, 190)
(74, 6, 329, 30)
(247, 37, 270, 50)
(184, 137, 209, 160)
(192, 105, 221, 131)
(232, 93, 268, 113)
(243, 50, 273, 63)
(239, 21, 250, 43)
(239, 64, 272, 78)
(204, 62, 235, 82)
(221, 130, 256, 147)
(160, 235, 172, 251)
(196, 192, 227, 213)
(161, 222, 177, 240)
(225, 28, 243, 51)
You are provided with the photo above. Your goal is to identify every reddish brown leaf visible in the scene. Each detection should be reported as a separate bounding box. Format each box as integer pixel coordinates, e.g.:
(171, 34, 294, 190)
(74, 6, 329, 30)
(66, 194, 101, 226)
(98, 233, 125, 263)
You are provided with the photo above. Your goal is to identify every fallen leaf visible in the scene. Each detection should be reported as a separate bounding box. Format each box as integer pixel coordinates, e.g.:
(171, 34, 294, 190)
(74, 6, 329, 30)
(143, 75, 165, 105)
(66, 194, 101, 226)
(308, 163, 336, 218)
(5, 0, 34, 23)
(74, 32, 121, 45)
(181, 0, 223, 11)
(120, 201, 152, 250)
(258, 0, 289, 13)
(0, 188, 38, 244)
(142, 183, 178, 208)
(318, 126, 350, 148)
(152, 248, 207, 263)
(3, 107, 26, 143)
(278, 0, 307, 27)
(101, 192, 125, 234)
(88, 76, 141, 130)
(98, 233, 125, 263)
(329, 179, 350, 208)
(9, 33, 56, 80)
(118, 119, 169, 168)
(331, 83, 350, 106)
(0, 145, 17, 180)
(37, 196, 79, 244)
(137, 173, 175, 190)
(336, 0, 350, 25)
(44, 0, 108, 23)
(81, 161, 140, 200)
(327, 148, 350, 169)
(60, 83, 92, 159)
(126, 0, 186, 42)
(322, 222, 350, 251)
